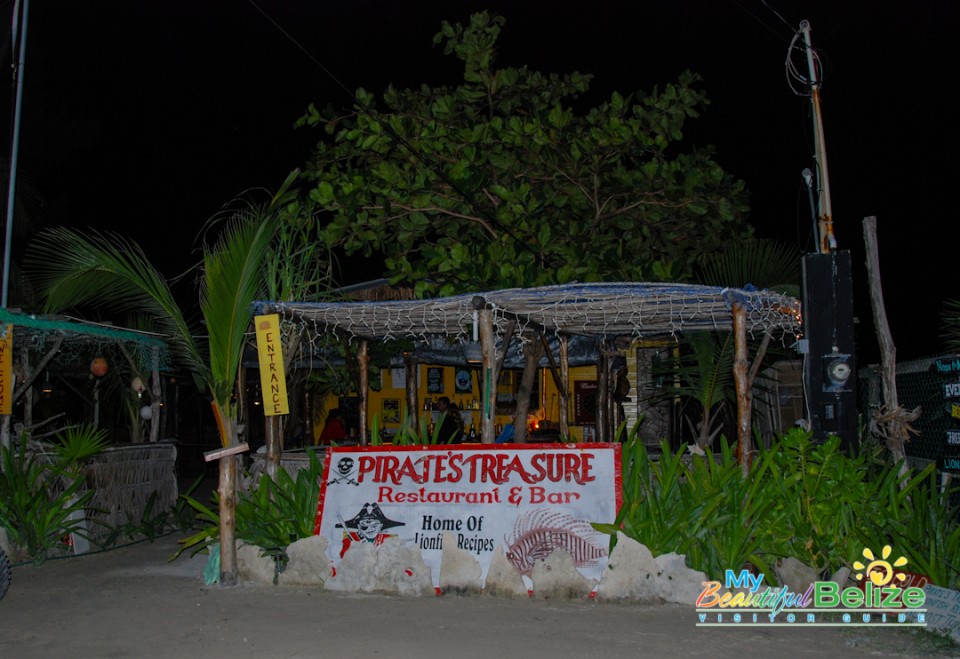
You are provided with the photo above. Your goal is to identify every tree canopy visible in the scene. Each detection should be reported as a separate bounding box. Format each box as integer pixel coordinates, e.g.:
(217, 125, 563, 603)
(299, 11, 753, 297)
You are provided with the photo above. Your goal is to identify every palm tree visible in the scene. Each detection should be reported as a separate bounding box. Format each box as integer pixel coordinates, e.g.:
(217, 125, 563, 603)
(27, 181, 293, 586)
(647, 239, 801, 454)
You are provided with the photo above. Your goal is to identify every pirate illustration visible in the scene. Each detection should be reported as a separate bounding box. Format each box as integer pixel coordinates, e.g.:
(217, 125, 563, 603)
(327, 456, 360, 486)
(335, 502, 405, 557)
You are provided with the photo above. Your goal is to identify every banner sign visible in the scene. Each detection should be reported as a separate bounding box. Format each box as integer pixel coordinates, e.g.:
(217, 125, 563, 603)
(254, 314, 288, 416)
(315, 444, 622, 589)
(0, 325, 11, 415)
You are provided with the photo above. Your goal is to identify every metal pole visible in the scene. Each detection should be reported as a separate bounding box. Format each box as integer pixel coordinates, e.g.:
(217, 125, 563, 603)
(2, 0, 30, 307)
(800, 20, 836, 254)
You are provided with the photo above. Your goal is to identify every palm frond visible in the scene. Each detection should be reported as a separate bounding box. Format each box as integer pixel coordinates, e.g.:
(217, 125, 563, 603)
(26, 228, 206, 376)
(698, 238, 800, 297)
(200, 212, 277, 404)
(942, 299, 960, 353)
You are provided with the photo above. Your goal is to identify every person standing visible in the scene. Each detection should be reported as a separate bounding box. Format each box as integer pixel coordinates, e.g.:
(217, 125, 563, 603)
(435, 396, 463, 444)
(318, 409, 347, 445)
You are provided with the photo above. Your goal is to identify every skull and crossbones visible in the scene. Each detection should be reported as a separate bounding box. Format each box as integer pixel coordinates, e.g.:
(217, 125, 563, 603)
(327, 457, 360, 486)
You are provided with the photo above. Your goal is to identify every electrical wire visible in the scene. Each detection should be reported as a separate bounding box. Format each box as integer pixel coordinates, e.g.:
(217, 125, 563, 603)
(726, 0, 794, 44)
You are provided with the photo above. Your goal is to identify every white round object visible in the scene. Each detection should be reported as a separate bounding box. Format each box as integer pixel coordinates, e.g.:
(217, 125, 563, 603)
(139, 405, 153, 420)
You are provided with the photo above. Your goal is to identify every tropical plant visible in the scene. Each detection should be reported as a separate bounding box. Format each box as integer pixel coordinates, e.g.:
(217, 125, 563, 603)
(762, 432, 874, 573)
(28, 174, 304, 584)
(0, 441, 97, 563)
(175, 452, 325, 571)
(683, 440, 786, 579)
(649, 331, 734, 452)
(49, 424, 111, 468)
(595, 427, 784, 579)
(941, 298, 960, 353)
(696, 238, 801, 298)
(234, 451, 324, 561)
(858, 464, 960, 589)
(597, 426, 960, 588)
(642, 239, 802, 452)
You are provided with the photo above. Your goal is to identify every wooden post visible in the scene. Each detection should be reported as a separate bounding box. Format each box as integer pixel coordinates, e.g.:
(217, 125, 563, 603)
(218, 452, 238, 587)
(514, 337, 542, 443)
(405, 352, 418, 432)
(358, 340, 369, 445)
(597, 344, 609, 442)
(863, 216, 914, 481)
(210, 407, 239, 587)
(559, 335, 570, 440)
(20, 349, 31, 432)
(479, 308, 496, 444)
(149, 346, 161, 443)
(732, 304, 752, 477)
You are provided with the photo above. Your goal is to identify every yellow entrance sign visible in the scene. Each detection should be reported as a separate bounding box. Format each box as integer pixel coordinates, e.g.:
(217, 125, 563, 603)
(0, 325, 12, 415)
(254, 314, 289, 416)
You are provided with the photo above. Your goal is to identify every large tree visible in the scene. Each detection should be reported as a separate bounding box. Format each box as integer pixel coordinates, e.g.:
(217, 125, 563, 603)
(300, 11, 753, 297)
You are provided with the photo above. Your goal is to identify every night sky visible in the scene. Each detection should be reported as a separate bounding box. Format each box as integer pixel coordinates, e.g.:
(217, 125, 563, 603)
(2, 1, 957, 363)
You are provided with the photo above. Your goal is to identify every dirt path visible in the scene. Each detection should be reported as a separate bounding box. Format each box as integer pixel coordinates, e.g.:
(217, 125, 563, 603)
(0, 533, 952, 658)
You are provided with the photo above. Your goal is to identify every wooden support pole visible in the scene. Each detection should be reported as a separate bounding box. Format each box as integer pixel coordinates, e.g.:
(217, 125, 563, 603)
(20, 348, 32, 432)
(405, 352, 418, 432)
(358, 340, 369, 445)
(479, 308, 496, 444)
(218, 451, 238, 587)
(864, 216, 913, 481)
(494, 320, 517, 378)
(149, 346, 161, 443)
(732, 304, 752, 477)
(559, 335, 570, 440)
(538, 333, 567, 398)
(597, 344, 609, 442)
(514, 337, 542, 443)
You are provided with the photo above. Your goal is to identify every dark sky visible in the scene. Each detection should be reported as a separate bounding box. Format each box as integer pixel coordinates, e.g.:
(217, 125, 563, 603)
(3, 1, 957, 363)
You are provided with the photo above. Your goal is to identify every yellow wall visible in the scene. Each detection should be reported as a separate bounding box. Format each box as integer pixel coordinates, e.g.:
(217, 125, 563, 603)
(323, 362, 601, 441)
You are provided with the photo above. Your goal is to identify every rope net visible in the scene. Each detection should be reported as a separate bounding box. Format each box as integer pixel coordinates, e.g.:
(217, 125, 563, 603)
(0, 309, 170, 371)
(255, 282, 801, 359)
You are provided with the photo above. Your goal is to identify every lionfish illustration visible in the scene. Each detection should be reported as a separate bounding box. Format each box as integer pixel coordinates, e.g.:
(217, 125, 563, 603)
(504, 509, 608, 577)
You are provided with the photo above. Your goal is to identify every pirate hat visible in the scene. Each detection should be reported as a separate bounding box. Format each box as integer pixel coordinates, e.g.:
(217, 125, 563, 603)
(336, 502, 405, 530)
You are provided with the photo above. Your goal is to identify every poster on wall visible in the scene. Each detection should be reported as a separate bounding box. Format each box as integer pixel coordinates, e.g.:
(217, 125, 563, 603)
(574, 380, 598, 424)
(315, 444, 622, 590)
(427, 367, 444, 394)
(454, 368, 473, 394)
(381, 398, 401, 424)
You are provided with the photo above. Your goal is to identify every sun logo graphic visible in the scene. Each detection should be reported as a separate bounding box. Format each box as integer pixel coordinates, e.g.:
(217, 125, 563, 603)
(853, 545, 909, 587)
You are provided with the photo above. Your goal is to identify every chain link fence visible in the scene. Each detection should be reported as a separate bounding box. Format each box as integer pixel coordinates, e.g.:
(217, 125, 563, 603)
(860, 353, 960, 473)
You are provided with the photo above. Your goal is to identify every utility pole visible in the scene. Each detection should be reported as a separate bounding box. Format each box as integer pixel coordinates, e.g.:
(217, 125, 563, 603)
(795, 20, 857, 451)
(2, 0, 30, 308)
(801, 20, 837, 255)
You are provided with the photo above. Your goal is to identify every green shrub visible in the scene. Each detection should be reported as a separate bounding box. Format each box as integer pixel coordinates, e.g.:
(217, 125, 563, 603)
(0, 441, 96, 564)
(175, 450, 325, 568)
(598, 425, 960, 588)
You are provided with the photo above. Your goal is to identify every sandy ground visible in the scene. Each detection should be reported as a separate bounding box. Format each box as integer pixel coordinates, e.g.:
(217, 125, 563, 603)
(0, 532, 954, 659)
